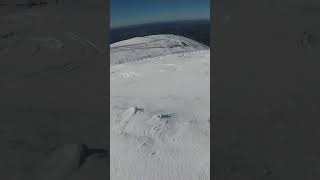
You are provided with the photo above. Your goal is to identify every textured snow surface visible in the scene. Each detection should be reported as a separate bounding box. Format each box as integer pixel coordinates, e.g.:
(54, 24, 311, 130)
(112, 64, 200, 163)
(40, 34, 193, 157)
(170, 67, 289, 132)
(110, 34, 209, 65)
(110, 35, 210, 180)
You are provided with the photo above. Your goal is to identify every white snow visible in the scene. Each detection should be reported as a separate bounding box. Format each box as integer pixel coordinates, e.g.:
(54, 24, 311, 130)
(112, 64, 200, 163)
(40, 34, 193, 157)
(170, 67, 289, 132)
(110, 34, 209, 65)
(111, 35, 210, 180)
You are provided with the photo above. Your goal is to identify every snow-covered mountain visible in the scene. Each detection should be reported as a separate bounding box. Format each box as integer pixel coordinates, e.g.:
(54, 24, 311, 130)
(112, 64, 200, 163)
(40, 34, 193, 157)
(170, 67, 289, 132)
(110, 34, 209, 65)
(110, 35, 210, 180)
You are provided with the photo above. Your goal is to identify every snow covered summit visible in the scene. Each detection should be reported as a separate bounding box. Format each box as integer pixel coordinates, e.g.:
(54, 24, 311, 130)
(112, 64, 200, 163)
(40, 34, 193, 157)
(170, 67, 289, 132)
(110, 34, 209, 65)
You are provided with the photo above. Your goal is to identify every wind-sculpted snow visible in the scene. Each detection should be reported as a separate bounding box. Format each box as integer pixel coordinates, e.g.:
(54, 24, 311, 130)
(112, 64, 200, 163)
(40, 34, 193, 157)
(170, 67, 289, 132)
(111, 37, 210, 180)
(110, 34, 209, 65)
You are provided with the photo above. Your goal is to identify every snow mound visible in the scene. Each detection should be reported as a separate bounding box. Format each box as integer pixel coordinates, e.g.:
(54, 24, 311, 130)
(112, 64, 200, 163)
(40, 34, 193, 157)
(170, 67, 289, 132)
(110, 34, 209, 65)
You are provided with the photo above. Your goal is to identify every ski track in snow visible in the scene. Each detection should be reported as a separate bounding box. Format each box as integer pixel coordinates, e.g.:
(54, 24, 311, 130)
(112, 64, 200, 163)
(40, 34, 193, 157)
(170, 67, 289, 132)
(110, 35, 210, 180)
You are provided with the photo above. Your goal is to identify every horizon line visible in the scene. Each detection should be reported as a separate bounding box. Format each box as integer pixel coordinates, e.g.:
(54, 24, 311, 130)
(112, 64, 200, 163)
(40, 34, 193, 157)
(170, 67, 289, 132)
(110, 18, 210, 30)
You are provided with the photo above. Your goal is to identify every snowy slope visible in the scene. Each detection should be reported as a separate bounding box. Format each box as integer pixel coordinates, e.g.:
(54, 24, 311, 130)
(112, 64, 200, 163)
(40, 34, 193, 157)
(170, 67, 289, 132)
(110, 35, 210, 180)
(110, 34, 209, 65)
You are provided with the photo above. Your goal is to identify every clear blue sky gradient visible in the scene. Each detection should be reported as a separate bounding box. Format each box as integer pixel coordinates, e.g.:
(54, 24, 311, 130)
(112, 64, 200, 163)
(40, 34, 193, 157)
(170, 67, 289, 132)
(110, 0, 210, 28)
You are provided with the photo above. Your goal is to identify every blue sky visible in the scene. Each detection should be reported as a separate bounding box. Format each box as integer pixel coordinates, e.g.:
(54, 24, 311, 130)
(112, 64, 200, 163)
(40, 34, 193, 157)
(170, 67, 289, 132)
(110, 0, 210, 28)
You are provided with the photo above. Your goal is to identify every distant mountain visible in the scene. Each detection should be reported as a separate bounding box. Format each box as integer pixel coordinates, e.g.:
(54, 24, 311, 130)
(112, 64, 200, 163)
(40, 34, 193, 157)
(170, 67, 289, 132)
(110, 20, 210, 46)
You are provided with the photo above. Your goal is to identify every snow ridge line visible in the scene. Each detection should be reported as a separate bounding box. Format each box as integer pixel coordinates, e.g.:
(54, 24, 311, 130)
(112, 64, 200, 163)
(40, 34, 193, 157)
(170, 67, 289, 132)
(111, 49, 210, 67)
(130, 49, 209, 64)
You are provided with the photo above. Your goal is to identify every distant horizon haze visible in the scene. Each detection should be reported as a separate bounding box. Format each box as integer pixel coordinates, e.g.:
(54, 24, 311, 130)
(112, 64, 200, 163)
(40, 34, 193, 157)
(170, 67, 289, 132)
(110, 20, 210, 46)
(110, 19, 210, 29)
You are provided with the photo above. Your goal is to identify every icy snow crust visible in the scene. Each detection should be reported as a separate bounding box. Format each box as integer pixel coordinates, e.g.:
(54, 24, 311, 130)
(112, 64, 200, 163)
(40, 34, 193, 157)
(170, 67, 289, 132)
(110, 35, 210, 180)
